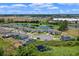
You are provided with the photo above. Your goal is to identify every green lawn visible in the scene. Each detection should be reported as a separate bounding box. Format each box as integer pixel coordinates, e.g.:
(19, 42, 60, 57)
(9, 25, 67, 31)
(0, 37, 79, 56)
(29, 40, 79, 56)
(32, 46, 79, 56)
(26, 45, 79, 56)
(0, 38, 10, 48)
(48, 46, 79, 56)
(0, 38, 17, 56)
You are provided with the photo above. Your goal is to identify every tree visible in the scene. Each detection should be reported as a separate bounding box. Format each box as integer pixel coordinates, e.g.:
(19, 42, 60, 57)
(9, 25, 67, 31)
(58, 20, 68, 31)
(7, 19, 14, 23)
(77, 36, 79, 41)
(0, 48, 4, 56)
(0, 18, 5, 23)
(75, 20, 78, 24)
(16, 44, 37, 56)
(16, 46, 28, 56)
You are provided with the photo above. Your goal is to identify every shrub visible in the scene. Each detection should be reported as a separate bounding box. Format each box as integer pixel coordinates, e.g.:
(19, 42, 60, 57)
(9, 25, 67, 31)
(77, 37, 79, 41)
(75, 52, 79, 56)
(0, 48, 4, 56)
(16, 44, 37, 56)
(64, 41, 76, 46)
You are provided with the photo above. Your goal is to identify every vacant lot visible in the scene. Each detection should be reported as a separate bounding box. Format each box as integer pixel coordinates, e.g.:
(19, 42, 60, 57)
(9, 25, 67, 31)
(62, 29, 79, 37)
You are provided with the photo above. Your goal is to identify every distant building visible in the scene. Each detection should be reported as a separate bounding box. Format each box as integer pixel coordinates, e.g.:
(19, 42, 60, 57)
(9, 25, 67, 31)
(53, 18, 79, 21)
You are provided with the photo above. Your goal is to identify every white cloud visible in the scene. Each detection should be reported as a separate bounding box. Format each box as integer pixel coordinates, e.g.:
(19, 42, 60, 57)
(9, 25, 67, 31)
(66, 10, 70, 12)
(34, 8, 41, 11)
(12, 4, 27, 7)
(29, 3, 53, 8)
(8, 10, 21, 12)
(58, 3, 79, 6)
(29, 3, 59, 11)
(59, 10, 65, 13)
(59, 9, 71, 14)
(0, 5, 9, 8)
(0, 4, 27, 9)
(39, 3, 53, 8)
(29, 3, 45, 6)
(58, 3, 75, 6)
(72, 9, 79, 11)
(48, 6, 59, 9)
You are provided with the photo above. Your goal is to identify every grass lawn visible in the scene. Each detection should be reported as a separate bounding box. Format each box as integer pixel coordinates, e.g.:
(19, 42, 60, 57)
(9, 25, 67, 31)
(0, 38, 18, 55)
(31, 40, 79, 56)
(49, 46, 79, 56)
(34, 46, 79, 56)
(62, 29, 79, 37)
(0, 38, 11, 48)
(0, 37, 79, 56)
(52, 35, 60, 41)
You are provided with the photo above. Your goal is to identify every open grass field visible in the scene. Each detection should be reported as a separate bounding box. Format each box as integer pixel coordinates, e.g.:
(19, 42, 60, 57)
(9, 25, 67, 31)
(35, 46, 79, 56)
(0, 38, 11, 48)
(50, 46, 79, 56)
(62, 29, 79, 37)
(0, 38, 21, 55)
(0, 37, 79, 56)
(25, 40, 79, 56)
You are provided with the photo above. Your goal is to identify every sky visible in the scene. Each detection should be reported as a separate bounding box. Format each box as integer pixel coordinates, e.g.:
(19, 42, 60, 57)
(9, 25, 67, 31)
(0, 3, 79, 14)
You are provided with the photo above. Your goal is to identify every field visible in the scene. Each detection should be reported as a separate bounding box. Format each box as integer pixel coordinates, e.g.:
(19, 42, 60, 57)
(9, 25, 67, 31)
(0, 38, 12, 48)
(1, 37, 79, 56)
(62, 29, 79, 37)
(22, 40, 79, 56)
(0, 38, 21, 55)
(51, 46, 79, 56)
(33, 46, 79, 56)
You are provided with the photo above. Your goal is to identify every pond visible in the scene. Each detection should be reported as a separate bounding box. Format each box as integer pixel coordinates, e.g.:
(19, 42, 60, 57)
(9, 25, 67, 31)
(36, 45, 47, 52)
